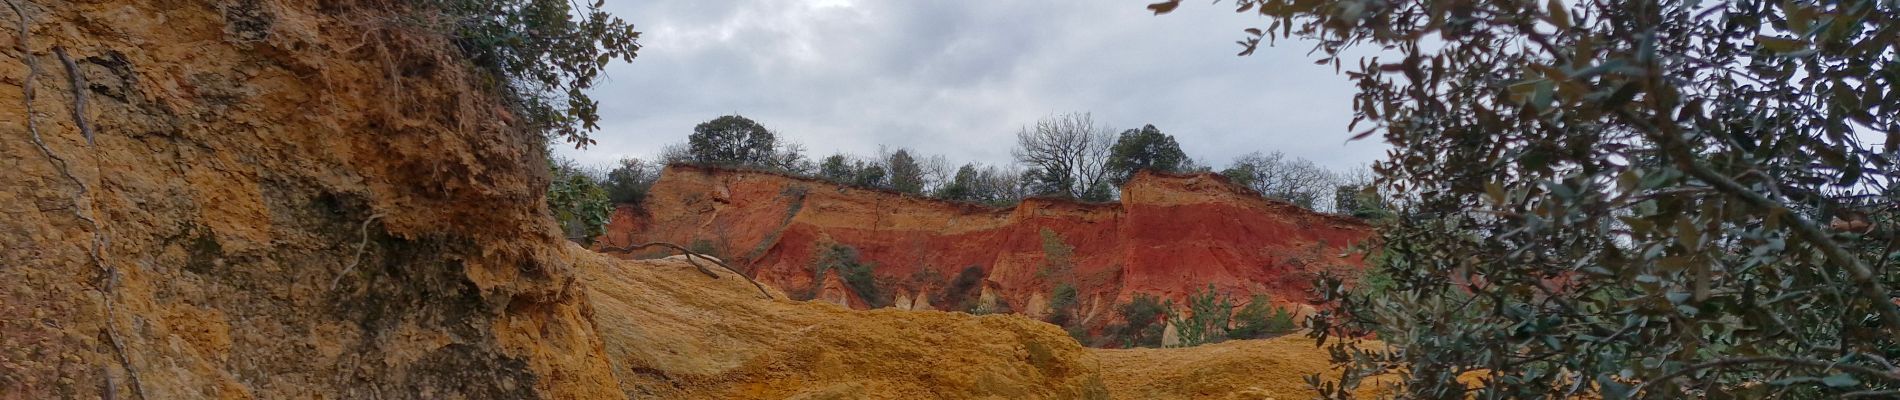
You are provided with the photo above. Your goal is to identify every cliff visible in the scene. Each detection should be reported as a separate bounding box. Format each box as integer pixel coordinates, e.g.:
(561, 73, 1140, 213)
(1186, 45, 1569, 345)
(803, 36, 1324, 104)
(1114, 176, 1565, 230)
(4, 1, 1376, 397)
(3, 1, 616, 397)
(579, 250, 1379, 399)
(600, 165, 1374, 335)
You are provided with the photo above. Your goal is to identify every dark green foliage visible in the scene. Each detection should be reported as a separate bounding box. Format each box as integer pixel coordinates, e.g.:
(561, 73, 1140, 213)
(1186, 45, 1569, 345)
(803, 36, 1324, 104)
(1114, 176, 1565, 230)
(1037, 228, 1075, 279)
(1157, 0, 1900, 396)
(936, 164, 980, 202)
(1332, 185, 1391, 220)
(852, 164, 887, 189)
(1106, 293, 1169, 348)
(546, 157, 611, 244)
(933, 163, 1025, 206)
(1104, 124, 1190, 185)
(817, 154, 854, 183)
(419, 0, 639, 147)
(687, 115, 777, 167)
(887, 149, 925, 194)
(1047, 283, 1081, 327)
(814, 244, 886, 308)
(602, 157, 657, 204)
(1227, 295, 1297, 340)
(1165, 284, 1234, 347)
(937, 265, 987, 311)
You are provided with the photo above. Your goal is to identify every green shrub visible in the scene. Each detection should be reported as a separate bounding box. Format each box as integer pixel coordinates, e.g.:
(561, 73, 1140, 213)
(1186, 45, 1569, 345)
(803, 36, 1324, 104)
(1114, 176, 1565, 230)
(1046, 283, 1080, 327)
(1165, 284, 1234, 347)
(937, 266, 986, 312)
(418, 0, 641, 147)
(813, 244, 886, 308)
(1228, 295, 1297, 340)
(546, 157, 611, 244)
(1037, 228, 1074, 279)
(602, 157, 657, 204)
(1105, 293, 1169, 348)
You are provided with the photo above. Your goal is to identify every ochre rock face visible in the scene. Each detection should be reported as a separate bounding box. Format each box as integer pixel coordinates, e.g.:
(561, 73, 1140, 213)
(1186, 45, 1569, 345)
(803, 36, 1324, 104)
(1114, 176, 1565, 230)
(600, 165, 1373, 329)
(581, 250, 1383, 399)
(3, 1, 616, 398)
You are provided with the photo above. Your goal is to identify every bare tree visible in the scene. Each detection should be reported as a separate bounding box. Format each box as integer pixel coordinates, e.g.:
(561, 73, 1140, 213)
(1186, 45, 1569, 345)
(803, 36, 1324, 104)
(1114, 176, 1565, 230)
(1220, 151, 1338, 209)
(920, 153, 953, 195)
(658, 142, 693, 165)
(1013, 112, 1114, 200)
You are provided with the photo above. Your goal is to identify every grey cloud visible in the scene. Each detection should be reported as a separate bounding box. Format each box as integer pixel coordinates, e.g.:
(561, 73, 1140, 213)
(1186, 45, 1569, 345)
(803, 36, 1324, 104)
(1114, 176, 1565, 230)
(561, 0, 1389, 174)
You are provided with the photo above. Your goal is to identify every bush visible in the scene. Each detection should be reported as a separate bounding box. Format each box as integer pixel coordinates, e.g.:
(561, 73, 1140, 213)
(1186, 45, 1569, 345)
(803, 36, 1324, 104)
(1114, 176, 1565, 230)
(1165, 284, 1234, 347)
(1168, 0, 1900, 394)
(813, 244, 886, 308)
(546, 157, 610, 244)
(418, 0, 641, 147)
(602, 157, 657, 204)
(1227, 295, 1297, 340)
(1046, 283, 1080, 327)
(1105, 293, 1169, 348)
(1038, 228, 1074, 279)
(936, 266, 986, 311)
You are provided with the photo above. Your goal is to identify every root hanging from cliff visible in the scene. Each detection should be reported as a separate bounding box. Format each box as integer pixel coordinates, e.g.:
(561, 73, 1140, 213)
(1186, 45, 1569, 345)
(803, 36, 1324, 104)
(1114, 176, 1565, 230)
(601, 242, 776, 299)
(8, 2, 143, 399)
(54, 46, 91, 145)
(329, 213, 386, 291)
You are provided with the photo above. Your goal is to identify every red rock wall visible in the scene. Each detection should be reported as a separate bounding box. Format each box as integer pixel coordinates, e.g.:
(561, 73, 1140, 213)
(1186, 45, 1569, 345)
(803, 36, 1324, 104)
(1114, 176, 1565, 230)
(600, 165, 1372, 327)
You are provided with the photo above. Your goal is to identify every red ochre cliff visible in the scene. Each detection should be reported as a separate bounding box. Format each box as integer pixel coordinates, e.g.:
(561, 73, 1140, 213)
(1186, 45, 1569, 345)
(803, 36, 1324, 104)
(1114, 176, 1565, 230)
(599, 165, 1373, 332)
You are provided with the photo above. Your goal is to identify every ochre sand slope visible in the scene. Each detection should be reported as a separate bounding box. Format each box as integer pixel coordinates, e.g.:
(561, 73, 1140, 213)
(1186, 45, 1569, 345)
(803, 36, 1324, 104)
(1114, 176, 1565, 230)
(577, 247, 1367, 399)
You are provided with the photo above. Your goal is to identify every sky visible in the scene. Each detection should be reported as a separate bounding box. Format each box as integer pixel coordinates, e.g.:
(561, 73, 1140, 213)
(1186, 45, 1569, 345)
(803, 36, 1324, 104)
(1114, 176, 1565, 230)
(557, 0, 1390, 173)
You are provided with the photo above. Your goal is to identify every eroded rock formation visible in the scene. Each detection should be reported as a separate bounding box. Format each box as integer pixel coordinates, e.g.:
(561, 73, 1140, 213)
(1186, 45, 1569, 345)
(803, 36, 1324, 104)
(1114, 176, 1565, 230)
(2, 1, 615, 397)
(600, 165, 1374, 333)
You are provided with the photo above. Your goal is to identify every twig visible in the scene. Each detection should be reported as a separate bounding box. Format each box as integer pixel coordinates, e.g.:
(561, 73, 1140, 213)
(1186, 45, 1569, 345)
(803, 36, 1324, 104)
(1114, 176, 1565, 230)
(1619, 107, 1900, 332)
(330, 213, 385, 291)
(600, 242, 774, 299)
(1845, 389, 1900, 399)
(8, 2, 142, 399)
(1629, 356, 1900, 397)
(53, 46, 89, 145)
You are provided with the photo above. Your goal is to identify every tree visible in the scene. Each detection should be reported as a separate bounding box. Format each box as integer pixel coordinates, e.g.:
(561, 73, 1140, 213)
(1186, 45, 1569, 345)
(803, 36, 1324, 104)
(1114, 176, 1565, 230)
(427, 0, 641, 148)
(687, 115, 777, 167)
(887, 149, 925, 194)
(1014, 113, 1114, 200)
(546, 156, 611, 244)
(817, 154, 854, 183)
(767, 142, 813, 175)
(937, 164, 980, 202)
(1155, 0, 1900, 397)
(1105, 124, 1191, 185)
(657, 142, 692, 165)
(1219, 151, 1336, 209)
(852, 163, 887, 189)
(602, 157, 658, 204)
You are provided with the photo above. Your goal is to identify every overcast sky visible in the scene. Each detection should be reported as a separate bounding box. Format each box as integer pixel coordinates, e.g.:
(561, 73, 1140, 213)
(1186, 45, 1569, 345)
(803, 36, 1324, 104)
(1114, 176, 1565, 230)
(557, 0, 1389, 173)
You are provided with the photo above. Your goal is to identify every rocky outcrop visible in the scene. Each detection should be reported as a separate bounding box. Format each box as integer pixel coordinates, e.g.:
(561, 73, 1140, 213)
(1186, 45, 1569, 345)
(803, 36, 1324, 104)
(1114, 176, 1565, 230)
(600, 165, 1374, 332)
(3, 1, 616, 398)
(580, 249, 1376, 399)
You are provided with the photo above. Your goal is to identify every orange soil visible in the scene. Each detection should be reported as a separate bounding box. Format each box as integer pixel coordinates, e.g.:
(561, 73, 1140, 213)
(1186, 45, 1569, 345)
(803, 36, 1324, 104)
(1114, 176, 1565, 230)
(601, 165, 1374, 330)
(579, 248, 1375, 399)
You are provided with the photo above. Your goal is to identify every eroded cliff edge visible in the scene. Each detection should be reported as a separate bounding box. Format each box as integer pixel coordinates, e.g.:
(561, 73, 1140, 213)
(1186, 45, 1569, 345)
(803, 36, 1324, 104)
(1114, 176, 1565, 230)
(2, 1, 616, 397)
(601, 165, 1374, 334)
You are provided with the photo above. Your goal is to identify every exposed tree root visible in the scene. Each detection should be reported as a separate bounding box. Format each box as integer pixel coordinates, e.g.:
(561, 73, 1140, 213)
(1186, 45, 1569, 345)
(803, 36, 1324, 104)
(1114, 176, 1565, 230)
(53, 46, 89, 145)
(601, 242, 775, 300)
(8, 2, 143, 399)
(329, 213, 386, 291)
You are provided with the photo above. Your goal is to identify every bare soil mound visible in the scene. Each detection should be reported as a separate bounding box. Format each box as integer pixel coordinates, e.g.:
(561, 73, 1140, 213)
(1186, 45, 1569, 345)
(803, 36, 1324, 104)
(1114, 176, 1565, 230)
(578, 247, 1361, 399)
